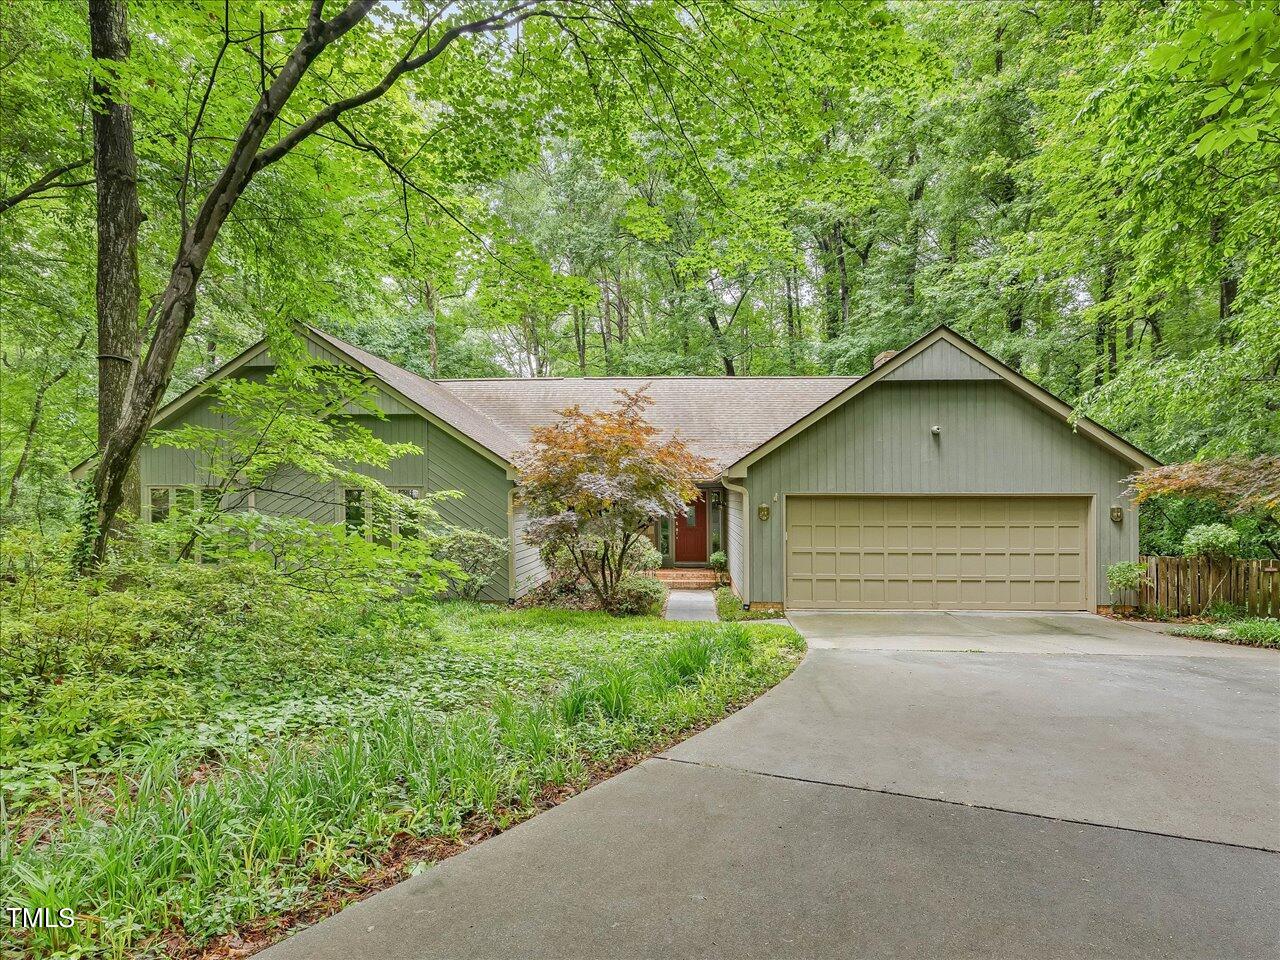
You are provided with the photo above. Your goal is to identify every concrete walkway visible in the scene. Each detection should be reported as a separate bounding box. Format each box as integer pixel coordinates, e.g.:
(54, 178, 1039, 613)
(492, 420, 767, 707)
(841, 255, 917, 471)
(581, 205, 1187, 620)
(663, 588, 718, 621)
(260, 613, 1280, 960)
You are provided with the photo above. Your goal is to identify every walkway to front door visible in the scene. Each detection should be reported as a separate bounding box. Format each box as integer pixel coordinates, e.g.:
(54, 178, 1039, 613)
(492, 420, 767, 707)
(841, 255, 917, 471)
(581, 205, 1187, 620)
(674, 491, 708, 563)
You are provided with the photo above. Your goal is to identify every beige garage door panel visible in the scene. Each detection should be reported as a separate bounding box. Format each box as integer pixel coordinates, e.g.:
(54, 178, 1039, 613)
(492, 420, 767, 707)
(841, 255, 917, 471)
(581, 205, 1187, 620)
(786, 496, 1088, 611)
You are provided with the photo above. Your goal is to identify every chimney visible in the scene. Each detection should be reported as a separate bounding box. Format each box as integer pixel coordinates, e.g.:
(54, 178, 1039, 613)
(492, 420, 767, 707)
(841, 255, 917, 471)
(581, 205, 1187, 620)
(873, 350, 898, 369)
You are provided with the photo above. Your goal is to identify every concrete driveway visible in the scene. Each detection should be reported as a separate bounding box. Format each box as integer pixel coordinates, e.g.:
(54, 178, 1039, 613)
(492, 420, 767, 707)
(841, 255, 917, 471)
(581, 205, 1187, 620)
(262, 613, 1280, 960)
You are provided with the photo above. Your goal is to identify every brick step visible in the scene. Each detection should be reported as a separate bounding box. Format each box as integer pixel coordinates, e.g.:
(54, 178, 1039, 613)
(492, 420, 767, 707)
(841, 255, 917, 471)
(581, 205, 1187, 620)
(653, 569, 720, 589)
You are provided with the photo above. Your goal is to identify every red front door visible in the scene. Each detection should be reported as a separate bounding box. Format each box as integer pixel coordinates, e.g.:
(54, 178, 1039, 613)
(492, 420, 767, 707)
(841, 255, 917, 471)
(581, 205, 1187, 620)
(674, 492, 709, 563)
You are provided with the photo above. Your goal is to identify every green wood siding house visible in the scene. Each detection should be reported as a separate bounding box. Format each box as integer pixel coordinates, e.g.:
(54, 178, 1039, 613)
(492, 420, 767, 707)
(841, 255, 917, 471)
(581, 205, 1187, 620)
(92, 324, 1158, 611)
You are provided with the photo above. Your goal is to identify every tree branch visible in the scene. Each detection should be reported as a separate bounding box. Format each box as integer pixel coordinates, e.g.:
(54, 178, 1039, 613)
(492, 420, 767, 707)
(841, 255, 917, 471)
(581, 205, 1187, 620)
(0, 157, 92, 216)
(250, 1, 545, 175)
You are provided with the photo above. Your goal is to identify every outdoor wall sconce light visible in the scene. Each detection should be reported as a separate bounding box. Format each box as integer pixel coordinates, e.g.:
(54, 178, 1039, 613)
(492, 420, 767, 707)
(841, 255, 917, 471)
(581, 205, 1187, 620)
(1110, 506, 1124, 523)
(757, 504, 771, 522)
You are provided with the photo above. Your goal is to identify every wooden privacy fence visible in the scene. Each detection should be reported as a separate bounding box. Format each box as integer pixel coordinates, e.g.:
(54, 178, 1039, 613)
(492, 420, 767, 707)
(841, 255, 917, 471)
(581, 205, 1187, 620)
(1138, 555, 1280, 617)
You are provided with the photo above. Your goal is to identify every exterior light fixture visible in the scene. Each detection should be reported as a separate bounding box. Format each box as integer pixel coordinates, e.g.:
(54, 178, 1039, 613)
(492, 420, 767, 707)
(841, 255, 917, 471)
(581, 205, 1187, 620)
(931, 425, 941, 435)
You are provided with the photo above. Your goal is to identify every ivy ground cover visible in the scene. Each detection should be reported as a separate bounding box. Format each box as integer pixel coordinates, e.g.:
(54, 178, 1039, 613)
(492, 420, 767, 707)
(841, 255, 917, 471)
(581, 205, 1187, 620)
(1, 602, 803, 958)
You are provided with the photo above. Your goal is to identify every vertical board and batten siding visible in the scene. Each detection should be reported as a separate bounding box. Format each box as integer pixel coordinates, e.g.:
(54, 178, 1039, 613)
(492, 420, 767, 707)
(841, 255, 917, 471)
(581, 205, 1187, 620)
(880, 338, 1000, 382)
(744, 379, 1139, 607)
(726, 489, 745, 595)
(422, 422, 513, 603)
(510, 505, 549, 599)
(140, 385, 514, 602)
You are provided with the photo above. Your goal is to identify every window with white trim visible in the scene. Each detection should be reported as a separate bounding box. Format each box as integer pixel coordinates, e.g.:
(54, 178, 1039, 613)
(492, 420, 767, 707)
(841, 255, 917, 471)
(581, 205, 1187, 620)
(343, 488, 368, 536)
(148, 485, 221, 522)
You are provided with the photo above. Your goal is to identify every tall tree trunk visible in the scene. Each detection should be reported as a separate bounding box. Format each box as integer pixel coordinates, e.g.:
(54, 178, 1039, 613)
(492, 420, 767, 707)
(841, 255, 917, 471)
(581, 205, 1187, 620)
(599, 282, 612, 373)
(421, 278, 439, 377)
(705, 300, 735, 376)
(1209, 214, 1238, 342)
(82, 0, 539, 564)
(1094, 262, 1115, 388)
(573, 303, 587, 374)
(784, 268, 797, 373)
(1147, 313, 1163, 356)
(89, 0, 142, 532)
(833, 221, 849, 331)
(815, 232, 841, 340)
(904, 144, 925, 315)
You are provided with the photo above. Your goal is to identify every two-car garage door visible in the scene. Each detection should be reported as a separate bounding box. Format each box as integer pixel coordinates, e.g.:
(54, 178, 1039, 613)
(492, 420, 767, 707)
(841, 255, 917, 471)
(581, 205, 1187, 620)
(786, 496, 1089, 610)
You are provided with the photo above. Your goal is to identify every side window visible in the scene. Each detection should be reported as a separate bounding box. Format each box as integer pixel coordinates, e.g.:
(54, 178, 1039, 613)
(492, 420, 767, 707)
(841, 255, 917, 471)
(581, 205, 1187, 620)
(149, 486, 198, 522)
(200, 486, 221, 517)
(149, 487, 171, 523)
(344, 488, 366, 536)
(394, 486, 422, 541)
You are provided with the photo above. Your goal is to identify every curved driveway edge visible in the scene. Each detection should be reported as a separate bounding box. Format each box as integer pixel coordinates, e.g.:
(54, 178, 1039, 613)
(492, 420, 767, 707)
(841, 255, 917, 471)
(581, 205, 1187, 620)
(259, 613, 1280, 960)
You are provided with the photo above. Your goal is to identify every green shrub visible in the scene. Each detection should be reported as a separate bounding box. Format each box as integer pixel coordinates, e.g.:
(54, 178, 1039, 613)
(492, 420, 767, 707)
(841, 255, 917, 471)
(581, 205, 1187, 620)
(611, 573, 668, 616)
(1106, 560, 1148, 597)
(628, 540, 663, 573)
(0, 520, 449, 807)
(556, 671, 597, 725)
(708, 550, 727, 572)
(1232, 618, 1280, 645)
(1181, 523, 1241, 559)
(1204, 600, 1245, 622)
(713, 587, 780, 622)
(435, 526, 508, 600)
(652, 633, 716, 686)
(591, 664, 639, 719)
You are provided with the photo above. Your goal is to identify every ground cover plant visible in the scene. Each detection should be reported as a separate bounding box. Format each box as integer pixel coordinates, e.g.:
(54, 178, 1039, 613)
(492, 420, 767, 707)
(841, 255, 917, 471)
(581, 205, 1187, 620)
(1, 544, 803, 957)
(715, 587, 783, 623)
(1171, 618, 1280, 649)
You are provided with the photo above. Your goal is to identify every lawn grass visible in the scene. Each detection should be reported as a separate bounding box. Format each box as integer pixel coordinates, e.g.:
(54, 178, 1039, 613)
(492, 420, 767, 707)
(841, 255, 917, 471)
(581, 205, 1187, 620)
(714, 586, 783, 622)
(1170, 616, 1280, 648)
(1, 602, 804, 959)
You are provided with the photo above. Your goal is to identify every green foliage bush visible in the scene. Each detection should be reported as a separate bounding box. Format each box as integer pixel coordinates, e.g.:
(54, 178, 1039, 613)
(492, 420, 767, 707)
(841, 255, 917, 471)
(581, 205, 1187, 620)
(611, 573, 668, 616)
(1139, 498, 1273, 559)
(629, 539, 664, 574)
(1204, 600, 1245, 623)
(708, 550, 727, 572)
(1, 614, 804, 957)
(435, 526, 508, 600)
(1181, 523, 1241, 559)
(0, 519, 449, 807)
(1105, 561, 1148, 597)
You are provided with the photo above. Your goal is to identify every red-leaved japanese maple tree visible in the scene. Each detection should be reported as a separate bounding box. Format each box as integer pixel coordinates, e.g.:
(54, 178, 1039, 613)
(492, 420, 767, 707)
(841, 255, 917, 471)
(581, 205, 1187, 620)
(516, 389, 711, 611)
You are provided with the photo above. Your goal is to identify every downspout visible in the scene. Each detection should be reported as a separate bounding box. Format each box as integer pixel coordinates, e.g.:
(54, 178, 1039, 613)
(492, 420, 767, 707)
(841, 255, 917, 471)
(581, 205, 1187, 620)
(722, 475, 749, 608)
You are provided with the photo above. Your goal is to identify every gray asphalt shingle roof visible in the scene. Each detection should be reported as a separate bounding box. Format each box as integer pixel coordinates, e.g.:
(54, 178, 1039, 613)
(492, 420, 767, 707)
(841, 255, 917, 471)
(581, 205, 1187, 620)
(441, 376, 857, 472)
(309, 327, 856, 473)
